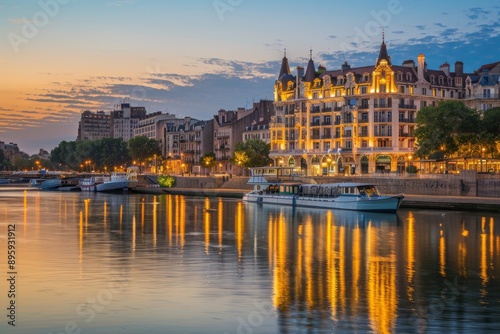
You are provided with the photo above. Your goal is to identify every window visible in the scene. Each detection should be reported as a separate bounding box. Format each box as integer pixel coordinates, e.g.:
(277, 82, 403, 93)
(422, 88, 427, 96)
(483, 89, 491, 98)
(361, 86, 367, 94)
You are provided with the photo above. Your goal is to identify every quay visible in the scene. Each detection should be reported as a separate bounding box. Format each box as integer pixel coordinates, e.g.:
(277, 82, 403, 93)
(2, 179, 500, 213)
(144, 187, 500, 213)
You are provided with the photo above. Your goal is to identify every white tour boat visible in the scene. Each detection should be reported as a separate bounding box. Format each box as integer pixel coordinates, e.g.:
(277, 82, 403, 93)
(95, 167, 139, 192)
(242, 167, 404, 213)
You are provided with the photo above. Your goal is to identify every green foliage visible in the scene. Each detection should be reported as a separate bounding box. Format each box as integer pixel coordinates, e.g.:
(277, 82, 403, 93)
(414, 101, 482, 158)
(128, 136, 162, 173)
(406, 165, 418, 174)
(199, 152, 216, 169)
(230, 139, 272, 167)
(51, 138, 130, 171)
(157, 175, 176, 187)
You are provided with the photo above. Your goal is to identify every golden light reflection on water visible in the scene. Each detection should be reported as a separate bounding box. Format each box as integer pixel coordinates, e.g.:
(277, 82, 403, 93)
(3, 191, 500, 333)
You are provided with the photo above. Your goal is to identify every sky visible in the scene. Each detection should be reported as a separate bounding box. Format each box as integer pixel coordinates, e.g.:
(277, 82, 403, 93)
(1, 0, 499, 155)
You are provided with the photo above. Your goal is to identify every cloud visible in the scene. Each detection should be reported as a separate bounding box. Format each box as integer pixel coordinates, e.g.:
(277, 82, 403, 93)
(467, 7, 489, 20)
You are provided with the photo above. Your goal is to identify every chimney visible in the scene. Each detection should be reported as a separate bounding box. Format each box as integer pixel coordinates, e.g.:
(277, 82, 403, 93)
(341, 61, 351, 71)
(440, 62, 450, 76)
(417, 54, 425, 81)
(455, 61, 464, 77)
(402, 60, 415, 68)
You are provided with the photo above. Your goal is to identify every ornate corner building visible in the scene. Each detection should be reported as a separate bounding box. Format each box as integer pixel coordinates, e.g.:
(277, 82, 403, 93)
(270, 38, 500, 176)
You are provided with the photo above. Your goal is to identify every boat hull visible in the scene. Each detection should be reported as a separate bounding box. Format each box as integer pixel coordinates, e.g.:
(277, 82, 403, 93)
(96, 180, 138, 192)
(242, 193, 404, 213)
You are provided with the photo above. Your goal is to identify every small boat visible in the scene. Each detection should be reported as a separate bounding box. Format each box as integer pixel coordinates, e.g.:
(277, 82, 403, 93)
(242, 167, 404, 213)
(95, 167, 138, 192)
(79, 176, 110, 192)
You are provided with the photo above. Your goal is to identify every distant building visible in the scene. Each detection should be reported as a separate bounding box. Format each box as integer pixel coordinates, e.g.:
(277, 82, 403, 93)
(77, 110, 111, 141)
(180, 120, 214, 174)
(0, 141, 20, 163)
(242, 119, 270, 144)
(465, 61, 500, 111)
(213, 100, 274, 173)
(111, 103, 147, 141)
(38, 148, 50, 160)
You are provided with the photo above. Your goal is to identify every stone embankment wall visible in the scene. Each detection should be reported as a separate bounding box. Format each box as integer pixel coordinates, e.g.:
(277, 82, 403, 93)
(170, 170, 500, 198)
(312, 171, 479, 197)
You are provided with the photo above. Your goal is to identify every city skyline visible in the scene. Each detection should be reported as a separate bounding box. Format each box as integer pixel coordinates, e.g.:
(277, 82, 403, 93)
(1, 0, 499, 154)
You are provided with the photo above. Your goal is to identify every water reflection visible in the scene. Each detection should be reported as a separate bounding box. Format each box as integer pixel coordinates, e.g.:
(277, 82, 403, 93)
(1, 191, 499, 333)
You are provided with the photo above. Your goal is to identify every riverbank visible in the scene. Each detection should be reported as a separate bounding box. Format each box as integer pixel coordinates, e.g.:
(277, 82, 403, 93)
(2, 184, 499, 212)
(141, 187, 500, 213)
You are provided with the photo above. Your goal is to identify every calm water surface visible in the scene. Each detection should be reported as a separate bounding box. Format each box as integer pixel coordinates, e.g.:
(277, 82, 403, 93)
(0, 189, 499, 333)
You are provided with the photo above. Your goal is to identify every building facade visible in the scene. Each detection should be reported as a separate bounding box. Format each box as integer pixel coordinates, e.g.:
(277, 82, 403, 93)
(77, 110, 111, 141)
(270, 40, 489, 176)
(213, 100, 274, 173)
(0, 141, 20, 164)
(180, 120, 214, 174)
(111, 103, 147, 141)
(464, 61, 500, 111)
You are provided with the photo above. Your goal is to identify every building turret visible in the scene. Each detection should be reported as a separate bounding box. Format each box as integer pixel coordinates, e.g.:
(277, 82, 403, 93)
(376, 32, 391, 66)
(278, 49, 291, 79)
(304, 49, 316, 83)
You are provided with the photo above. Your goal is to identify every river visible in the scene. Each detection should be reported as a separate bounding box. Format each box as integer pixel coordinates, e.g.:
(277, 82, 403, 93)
(0, 189, 499, 333)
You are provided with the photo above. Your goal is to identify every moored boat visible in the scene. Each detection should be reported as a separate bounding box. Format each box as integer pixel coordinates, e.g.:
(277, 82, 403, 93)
(95, 167, 138, 192)
(242, 167, 404, 213)
(79, 176, 110, 192)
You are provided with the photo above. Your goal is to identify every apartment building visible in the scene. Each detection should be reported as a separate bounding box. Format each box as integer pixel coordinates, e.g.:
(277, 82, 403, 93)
(77, 110, 111, 141)
(270, 38, 494, 175)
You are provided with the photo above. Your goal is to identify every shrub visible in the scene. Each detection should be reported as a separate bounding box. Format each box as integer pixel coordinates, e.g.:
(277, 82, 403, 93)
(157, 175, 176, 187)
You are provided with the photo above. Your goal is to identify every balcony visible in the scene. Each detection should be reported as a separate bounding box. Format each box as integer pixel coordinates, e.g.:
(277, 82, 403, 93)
(322, 121, 332, 126)
(310, 122, 321, 127)
(398, 104, 417, 109)
(465, 93, 500, 99)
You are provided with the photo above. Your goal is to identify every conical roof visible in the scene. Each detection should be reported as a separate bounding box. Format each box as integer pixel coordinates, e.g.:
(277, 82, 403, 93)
(278, 49, 291, 79)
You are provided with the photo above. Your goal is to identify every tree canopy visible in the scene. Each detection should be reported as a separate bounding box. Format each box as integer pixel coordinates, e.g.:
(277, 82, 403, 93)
(199, 152, 216, 170)
(51, 138, 131, 171)
(128, 136, 162, 172)
(230, 139, 272, 167)
(413, 101, 490, 158)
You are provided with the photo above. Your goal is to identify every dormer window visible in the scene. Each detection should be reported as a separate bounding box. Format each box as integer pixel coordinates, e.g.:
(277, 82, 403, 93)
(406, 73, 412, 81)
(439, 76, 444, 85)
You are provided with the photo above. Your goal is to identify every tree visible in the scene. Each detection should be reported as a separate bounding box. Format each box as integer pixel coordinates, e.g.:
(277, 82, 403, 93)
(414, 101, 480, 158)
(128, 136, 162, 173)
(199, 152, 216, 173)
(230, 139, 272, 167)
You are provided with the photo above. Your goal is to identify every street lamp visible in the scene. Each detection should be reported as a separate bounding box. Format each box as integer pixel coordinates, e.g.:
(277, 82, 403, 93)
(327, 158, 331, 176)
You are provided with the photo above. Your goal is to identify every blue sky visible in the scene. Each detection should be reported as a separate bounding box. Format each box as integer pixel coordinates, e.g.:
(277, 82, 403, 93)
(1, 0, 499, 154)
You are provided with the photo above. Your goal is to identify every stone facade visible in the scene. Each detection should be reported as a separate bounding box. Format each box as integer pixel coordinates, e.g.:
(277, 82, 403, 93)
(270, 41, 499, 176)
